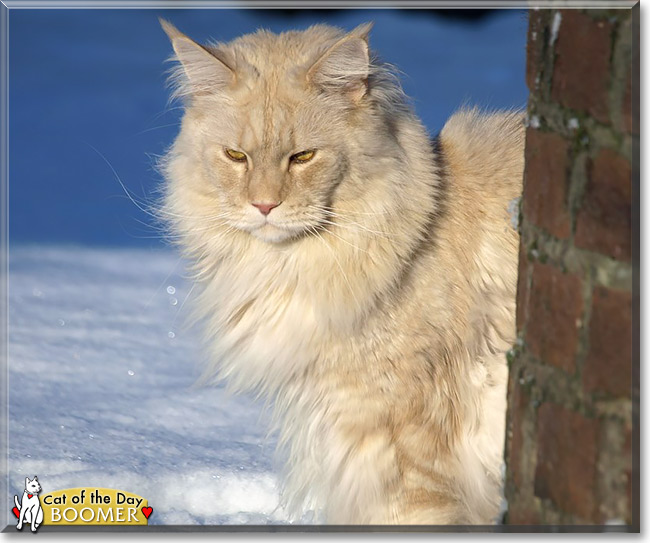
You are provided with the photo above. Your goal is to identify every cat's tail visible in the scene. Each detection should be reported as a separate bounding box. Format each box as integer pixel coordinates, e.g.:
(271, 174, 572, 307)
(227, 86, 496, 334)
(14, 495, 20, 509)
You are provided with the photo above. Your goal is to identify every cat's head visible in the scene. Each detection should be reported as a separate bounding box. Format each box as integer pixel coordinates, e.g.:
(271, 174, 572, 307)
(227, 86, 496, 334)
(161, 21, 408, 244)
(25, 476, 41, 494)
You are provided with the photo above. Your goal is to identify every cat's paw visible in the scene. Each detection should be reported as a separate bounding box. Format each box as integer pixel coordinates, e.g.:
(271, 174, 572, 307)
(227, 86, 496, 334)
(30, 525, 38, 532)
(16, 522, 22, 530)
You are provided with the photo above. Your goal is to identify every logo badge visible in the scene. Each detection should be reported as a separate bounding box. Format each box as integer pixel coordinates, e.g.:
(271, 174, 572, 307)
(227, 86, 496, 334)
(12, 478, 153, 530)
(13, 476, 43, 532)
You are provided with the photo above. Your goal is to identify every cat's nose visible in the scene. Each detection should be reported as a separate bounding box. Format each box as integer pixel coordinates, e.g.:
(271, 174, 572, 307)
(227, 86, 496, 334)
(252, 202, 281, 216)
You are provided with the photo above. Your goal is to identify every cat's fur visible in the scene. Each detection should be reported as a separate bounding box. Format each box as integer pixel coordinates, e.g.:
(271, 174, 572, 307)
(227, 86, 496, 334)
(15, 476, 44, 531)
(160, 20, 524, 524)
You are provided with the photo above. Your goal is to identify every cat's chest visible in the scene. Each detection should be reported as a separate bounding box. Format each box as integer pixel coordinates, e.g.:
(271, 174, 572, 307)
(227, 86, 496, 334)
(22, 493, 39, 504)
(202, 262, 327, 388)
(222, 290, 318, 347)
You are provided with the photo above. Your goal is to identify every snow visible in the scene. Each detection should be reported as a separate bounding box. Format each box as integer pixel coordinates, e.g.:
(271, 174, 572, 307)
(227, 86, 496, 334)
(508, 197, 521, 230)
(550, 12, 562, 47)
(7, 246, 292, 526)
(529, 115, 541, 129)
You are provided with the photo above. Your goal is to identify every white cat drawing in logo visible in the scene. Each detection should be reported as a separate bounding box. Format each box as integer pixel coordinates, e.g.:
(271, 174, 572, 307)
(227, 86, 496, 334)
(14, 476, 44, 532)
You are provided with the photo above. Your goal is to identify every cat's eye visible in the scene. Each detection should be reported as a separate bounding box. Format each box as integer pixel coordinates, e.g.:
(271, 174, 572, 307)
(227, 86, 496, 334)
(225, 148, 247, 162)
(290, 150, 316, 164)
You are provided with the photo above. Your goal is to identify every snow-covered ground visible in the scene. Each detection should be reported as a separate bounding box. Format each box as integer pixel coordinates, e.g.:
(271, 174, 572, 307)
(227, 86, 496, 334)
(7, 246, 291, 526)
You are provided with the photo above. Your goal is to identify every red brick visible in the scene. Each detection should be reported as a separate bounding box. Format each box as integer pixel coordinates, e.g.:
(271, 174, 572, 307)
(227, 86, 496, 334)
(523, 129, 571, 239)
(526, 262, 583, 373)
(507, 499, 541, 525)
(551, 11, 612, 125)
(625, 424, 636, 525)
(507, 374, 531, 488)
(575, 148, 632, 261)
(582, 286, 632, 397)
(623, 68, 633, 135)
(619, 10, 641, 136)
(516, 243, 529, 333)
(534, 403, 600, 521)
(623, 20, 638, 136)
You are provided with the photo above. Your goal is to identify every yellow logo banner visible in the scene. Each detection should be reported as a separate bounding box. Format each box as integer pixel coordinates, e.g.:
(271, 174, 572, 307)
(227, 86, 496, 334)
(39, 488, 151, 526)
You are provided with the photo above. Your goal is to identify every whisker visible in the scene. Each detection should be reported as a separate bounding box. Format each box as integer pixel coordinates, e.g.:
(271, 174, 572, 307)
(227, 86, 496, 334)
(130, 214, 236, 241)
(142, 105, 184, 127)
(155, 206, 238, 223)
(86, 148, 240, 227)
(85, 142, 162, 221)
(307, 225, 362, 313)
(309, 204, 389, 218)
(170, 282, 197, 331)
(128, 123, 180, 139)
(144, 255, 184, 309)
(305, 210, 393, 240)
(83, 150, 234, 225)
(303, 214, 371, 255)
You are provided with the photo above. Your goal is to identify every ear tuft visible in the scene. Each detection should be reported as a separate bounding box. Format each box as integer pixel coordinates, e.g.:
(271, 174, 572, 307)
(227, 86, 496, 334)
(307, 24, 373, 103)
(160, 19, 235, 99)
(159, 18, 182, 41)
(350, 21, 374, 40)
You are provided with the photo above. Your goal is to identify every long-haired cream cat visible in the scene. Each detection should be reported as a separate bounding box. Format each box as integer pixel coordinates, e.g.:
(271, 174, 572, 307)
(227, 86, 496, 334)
(159, 19, 524, 525)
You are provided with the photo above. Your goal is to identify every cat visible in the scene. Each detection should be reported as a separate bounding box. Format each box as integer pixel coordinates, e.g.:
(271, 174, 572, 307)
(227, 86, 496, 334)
(15, 476, 44, 531)
(159, 19, 524, 524)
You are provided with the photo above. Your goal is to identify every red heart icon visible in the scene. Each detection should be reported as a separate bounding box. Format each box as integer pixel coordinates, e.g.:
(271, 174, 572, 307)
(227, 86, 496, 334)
(141, 506, 153, 519)
(12, 506, 20, 518)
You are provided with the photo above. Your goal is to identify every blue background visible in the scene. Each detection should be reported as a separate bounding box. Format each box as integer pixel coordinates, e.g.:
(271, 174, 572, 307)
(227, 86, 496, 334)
(9, 9, 529, 248)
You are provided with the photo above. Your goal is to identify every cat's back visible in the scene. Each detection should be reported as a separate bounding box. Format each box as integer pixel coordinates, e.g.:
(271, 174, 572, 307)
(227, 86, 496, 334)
(421, 107, 525, 335)
(437, 107, 525, 205)
(431, 108, 524, 270)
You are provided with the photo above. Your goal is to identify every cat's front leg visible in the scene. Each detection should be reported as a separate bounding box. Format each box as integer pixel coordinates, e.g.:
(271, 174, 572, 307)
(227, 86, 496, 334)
(391, 488, 469, 525)
(33, 506, 43, 531)
(16, 505, 26, 531)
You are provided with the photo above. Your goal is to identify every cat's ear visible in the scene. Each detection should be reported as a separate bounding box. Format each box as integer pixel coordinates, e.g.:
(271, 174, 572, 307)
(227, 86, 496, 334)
(25, 477, 30, 485)
(33, 476, 38, 481)
(307, 22, 374, 103)
(160, 18, 235, 98)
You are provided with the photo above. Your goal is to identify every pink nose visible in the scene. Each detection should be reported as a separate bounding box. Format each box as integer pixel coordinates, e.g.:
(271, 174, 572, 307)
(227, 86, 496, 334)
(252, 202, 281, 216)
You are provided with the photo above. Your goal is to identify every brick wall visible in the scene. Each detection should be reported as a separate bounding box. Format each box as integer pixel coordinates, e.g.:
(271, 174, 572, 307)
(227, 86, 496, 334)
(504, 6, 638, 528)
